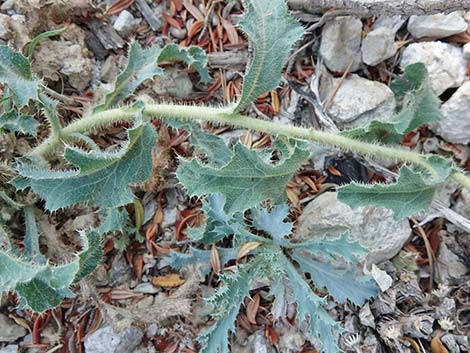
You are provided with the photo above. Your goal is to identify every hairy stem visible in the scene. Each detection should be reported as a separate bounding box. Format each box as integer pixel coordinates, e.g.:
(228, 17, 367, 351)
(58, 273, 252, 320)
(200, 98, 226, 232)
(30, 103, 470, 188)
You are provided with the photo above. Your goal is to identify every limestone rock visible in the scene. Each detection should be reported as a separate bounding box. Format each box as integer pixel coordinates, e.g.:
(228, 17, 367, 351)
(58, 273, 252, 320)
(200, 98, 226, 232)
(464, 42, 470, 59)
(401, 42, 466, 95)
(84, 326, 143, 353)
(152, 68, 193, 98)
(407, 12, 468, 39)
(435, 238, 468, 285)
(0, 314, 27, 342)
(319, 16, 362, 73)
(33, 39, 92, 91)
(362, 27, 397, 66)
(373, 15, 406, 33)
(113, 10, 139, 36)
(435, 81, 470, 144)
(0, 14, 11, 40)
(0, 346, 18, 353)
(320, 74, 396, 129)
(295, 192, 410, 264)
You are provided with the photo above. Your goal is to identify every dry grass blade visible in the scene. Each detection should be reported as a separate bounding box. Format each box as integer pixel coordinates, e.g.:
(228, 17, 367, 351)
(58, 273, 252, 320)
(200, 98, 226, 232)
(102, 0, 135, 17)
(211, 243, 221, 274)
(237, 242, 262, 261)
(183, 0, 205, 21)
(152, 273, 186, 288)
(246, 293, 260, 324)
(431, 336, 449, 353)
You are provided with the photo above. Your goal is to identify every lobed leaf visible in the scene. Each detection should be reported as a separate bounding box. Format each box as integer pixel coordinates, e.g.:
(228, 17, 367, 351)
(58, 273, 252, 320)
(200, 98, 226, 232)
(291, 250, 377, 305)
(74, 230, 103, 282)
(177, 140, 309, 215)
(250, 204, 292, 246)
(291, 232, 367, 263)
(94, 42, 209, 112)
(0, 230, 100, 312)
(0, 45, 41, 108)
(94, 43, 163, 112)
(0, 110, 38, 136)
(198, 263, 261, 353)
(157, 43, 210, 82)
(338, 165, 439, 219)
(234, 0, 304, 111)
(16, 121, 157, 211)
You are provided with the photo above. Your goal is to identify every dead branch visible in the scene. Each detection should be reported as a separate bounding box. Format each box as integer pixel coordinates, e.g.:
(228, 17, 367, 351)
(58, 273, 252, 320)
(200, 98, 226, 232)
(288, 0, 470, 17)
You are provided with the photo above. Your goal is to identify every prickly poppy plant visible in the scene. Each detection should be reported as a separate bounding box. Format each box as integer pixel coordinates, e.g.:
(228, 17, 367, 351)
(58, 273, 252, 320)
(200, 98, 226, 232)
(1, 0, 469, 352)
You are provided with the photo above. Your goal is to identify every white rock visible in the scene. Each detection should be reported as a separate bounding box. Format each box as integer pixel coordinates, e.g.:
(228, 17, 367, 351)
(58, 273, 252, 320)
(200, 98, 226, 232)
(320, 74, 396, 129)
(0, 0, 15, 10)
(362, 27, 397, 66)
(435, 239, 467, 285)
(453, 188, 470, 218)
(0, 14, 11, 40)
(319, 16, 362, 72)
(401, 42, 466, 95)
(435, 81, 470, 144)
(33, 39, 93, 91)
(464, 43, 470, 59)
(152, 68, 193, 98)
(295, 192, 411, 264)
(373, 15, 406, 33)
(113, 10, 139, 35)
(84, 326, 143, 353)
(407, 12, 468, 39)
(0, 346, 18, 353)
(0, 314, 27, 342)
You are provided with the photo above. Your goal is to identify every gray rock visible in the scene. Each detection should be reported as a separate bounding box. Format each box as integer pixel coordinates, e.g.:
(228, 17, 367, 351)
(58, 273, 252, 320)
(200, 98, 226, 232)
(0, 14, 11, 40)
(435, 81, 470, 143)
(320, 74, 396, 129)
(362, 27, 397, 66)
(295, 192, 410, 264)
(113, 10, 139, 36)
(0, 346, 18, 353)
(435, 238, 467, 285)
(373, 15, 406, 33)
(453, 187, 470, 217)
(407, 12, 468, 39)
(152, 68, 193, 98)
(162, 207, 177, 228)
(33, 39, 93, 91)
(84, 326, 143, 353)
(251, 331, 267, 353)
(401, 42, 466, 95)
(109, 254, 131, 287)
(0, 314, 27, 342)
(319, 16, 362, 72)
(464, 42, 470, 59)
(0, 0, 15, 10)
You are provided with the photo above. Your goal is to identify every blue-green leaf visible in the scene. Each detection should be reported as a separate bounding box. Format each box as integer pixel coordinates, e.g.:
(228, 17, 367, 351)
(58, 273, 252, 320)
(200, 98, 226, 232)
(290, 232, 367, 263)
(0, 45, 41, 108)
(94, 43, 163, 112)
(74, 230, 103, 282)
(291, 250, 377, 305)
(251, 204, 292, 245)
(16, 121, 157, 211)
(198, 263, 260, 353)
(177, 141, 309, 215)
(234, 0, 304, 111)
(0, 110, 38, 136)
(157, 43, 209, 82)
(338, 165, 437, 219)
